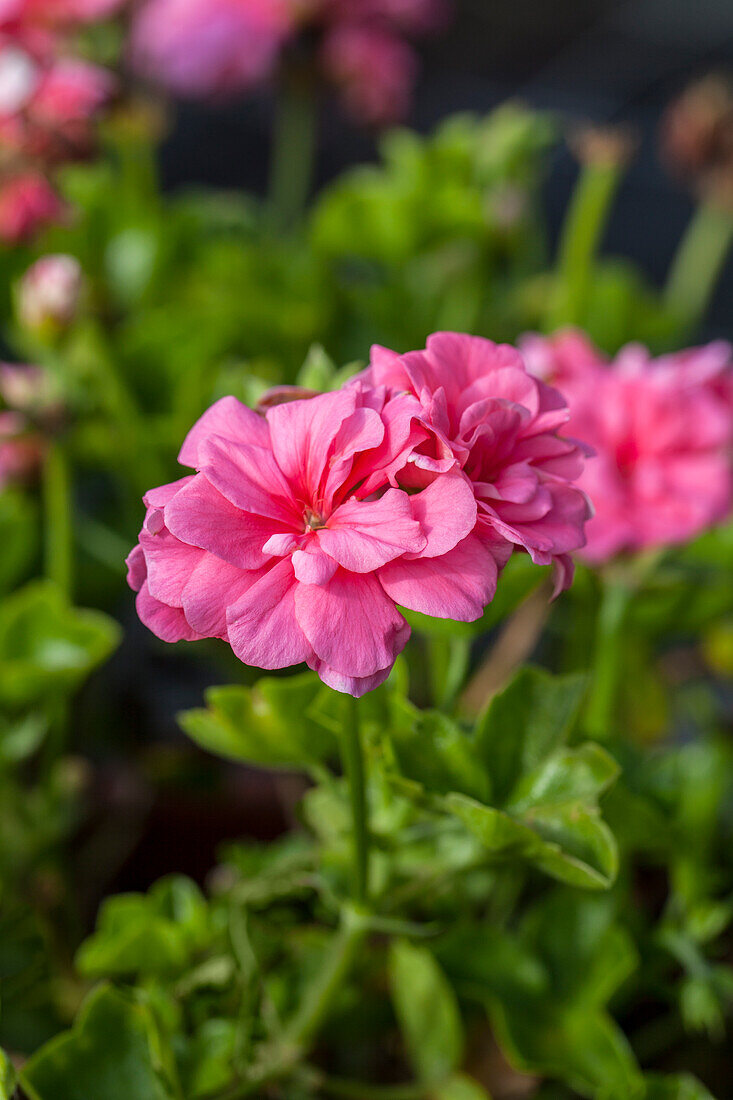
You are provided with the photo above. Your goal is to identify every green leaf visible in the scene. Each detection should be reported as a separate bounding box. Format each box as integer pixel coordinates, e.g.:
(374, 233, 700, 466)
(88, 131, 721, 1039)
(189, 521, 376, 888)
(432, 1075, 491, 1100)
(474, 667, 587, 806)
(444, 742, 619, 890)
(21, 985, 176, 1100)
(389, 940, 463, 1084)
(389, 702, 490, 802)
(643, 1074, 715, 1100)
(0, 1049, 16, 1100)
(178, 672, 338, 769)
(76, 877, 210, 979)
(0, 582, 120, 707)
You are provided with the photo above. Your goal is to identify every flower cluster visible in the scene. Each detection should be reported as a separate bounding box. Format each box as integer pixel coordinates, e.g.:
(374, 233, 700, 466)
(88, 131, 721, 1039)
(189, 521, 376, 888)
(129, 0, 445, 125)
(128, 333, 590, 696)
(0, 0, 117, 241)
(521, 330, 733, 562)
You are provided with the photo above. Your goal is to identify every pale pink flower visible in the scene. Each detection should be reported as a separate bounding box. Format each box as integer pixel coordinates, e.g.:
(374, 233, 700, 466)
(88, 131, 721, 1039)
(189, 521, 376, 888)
(321, 22, 416, 125)
(0, 172, 64, 242)
(18, 253, 83, 331)
(364, 332, 592, 592)
(520, 330, 733, 562)
(130, 0, 293, 99)
(127, 386, 498, 696)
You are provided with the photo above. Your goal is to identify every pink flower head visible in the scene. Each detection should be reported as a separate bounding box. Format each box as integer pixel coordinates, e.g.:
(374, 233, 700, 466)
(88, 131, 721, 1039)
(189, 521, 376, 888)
(321, 22, 416, 125)
(130, 0, 293, 99)
(126, 383, 513, 696)
(0, 172, 64, 242)
(520, 330, 733, 562)
(364, 332, 592, 592)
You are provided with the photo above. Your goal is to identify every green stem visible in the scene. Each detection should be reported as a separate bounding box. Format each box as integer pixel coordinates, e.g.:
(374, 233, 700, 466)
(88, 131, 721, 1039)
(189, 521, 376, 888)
(585, 577, 632, 739)
(221, 906, 368, 1099)
(340, 694, 370, 906)
(546, 158, 625, 330)
(268, 71, 318, 234)
(664, 201, 733, 335)
(43, 438, 73, 600)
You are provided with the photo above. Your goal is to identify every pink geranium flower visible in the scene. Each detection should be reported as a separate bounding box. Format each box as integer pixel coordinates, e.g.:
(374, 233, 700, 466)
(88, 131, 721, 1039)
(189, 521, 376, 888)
(521, 330, 733, 562)
(364, 332, 592, 593)
(127, 386, 497, 696)
(0, 171, 64, 242)
(130, 0, 293, 99)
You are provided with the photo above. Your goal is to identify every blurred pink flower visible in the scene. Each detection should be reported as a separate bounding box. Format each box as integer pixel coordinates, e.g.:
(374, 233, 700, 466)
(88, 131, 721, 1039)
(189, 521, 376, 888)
(0, 0, 123, 29)
(321, 22, 416, 125)
(0, 172, 64, 242)
(18, 253, 83, 330)
(364, 332, 592, 593)
(130, 0, 293, 99)
(521, 330, 733, 562)
(0, 409, 42, 486)
(0, 36, 113, 159)
(327, 0, 446, 33)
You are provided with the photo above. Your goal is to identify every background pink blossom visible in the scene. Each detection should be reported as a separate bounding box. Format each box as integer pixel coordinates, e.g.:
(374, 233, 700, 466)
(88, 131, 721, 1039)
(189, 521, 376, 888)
(521, 330, 733, 562)
(130, 0, 293, 99)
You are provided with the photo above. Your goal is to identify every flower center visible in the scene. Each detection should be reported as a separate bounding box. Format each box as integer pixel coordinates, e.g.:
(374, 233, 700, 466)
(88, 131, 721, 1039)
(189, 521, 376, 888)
(303, 506, 326, 532)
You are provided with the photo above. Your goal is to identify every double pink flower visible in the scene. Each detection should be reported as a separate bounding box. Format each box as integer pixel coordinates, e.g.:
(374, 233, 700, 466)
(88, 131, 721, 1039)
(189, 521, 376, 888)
(521, 330, 733, 562)
(129, 333, 591, 695)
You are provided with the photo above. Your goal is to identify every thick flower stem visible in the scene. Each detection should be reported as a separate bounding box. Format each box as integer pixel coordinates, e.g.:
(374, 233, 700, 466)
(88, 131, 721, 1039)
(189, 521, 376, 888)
(43, 438, 73, 601)
(664, 201, 733, 335)
(340, 694, 370, 906)
(268, 69, 318, 234)
(546, 157, 625, 330)
(585, 576, 632, 739)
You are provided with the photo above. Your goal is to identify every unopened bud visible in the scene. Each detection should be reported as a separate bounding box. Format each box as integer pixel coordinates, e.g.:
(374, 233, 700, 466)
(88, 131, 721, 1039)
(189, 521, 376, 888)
(18, 254, 83, 334)
(256, 385, 321, 413)
(661, 75, 733, 182)
(569, 124, 637, 168)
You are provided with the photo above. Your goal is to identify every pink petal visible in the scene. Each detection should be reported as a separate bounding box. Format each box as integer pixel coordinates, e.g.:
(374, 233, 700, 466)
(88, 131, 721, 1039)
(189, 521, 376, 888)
(143, 476, 194, 510)
(136, 581, 203, 643)
(309, 645, 406, 698)
(181, 556, 258, 638)
(227, 559, 312, 670)
(405, 473, 477, 558)
(142, 527, 205, 606)
(379, 534, 499, 621)
(164, 473, 284, 569)
(292, 539, 339, 585)
(318, 488, 425, 573)
(295, 568, 408, 678)
(126, 544, 146, 591)
(198, 435, 299, 525)
(178, 396, 269, 468)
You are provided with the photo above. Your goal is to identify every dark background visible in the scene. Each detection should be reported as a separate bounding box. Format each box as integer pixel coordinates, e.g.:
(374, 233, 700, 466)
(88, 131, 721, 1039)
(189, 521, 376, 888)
(158, 0, 733, 337)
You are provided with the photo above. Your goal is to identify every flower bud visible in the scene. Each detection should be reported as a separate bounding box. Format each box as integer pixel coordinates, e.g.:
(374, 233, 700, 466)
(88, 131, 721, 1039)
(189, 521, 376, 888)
(17, 253, 83, 333)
